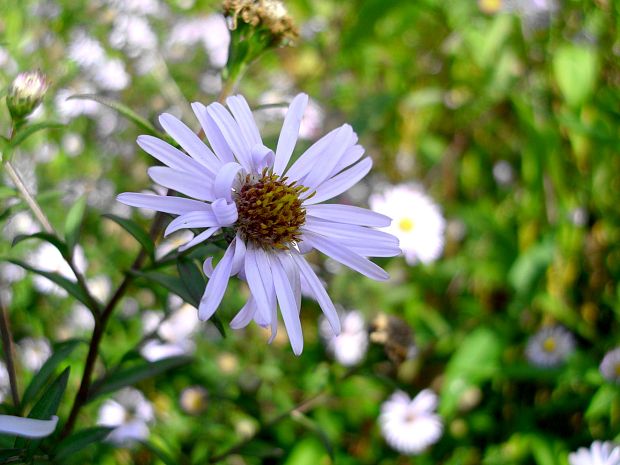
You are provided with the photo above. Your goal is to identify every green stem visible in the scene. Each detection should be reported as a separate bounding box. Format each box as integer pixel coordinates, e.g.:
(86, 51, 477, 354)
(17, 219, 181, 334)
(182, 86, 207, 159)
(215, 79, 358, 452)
(0, 296, 20, 408)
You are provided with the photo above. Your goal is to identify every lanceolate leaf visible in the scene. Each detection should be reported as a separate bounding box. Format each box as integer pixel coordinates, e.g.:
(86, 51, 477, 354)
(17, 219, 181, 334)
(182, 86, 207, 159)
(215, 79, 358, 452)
(102, 214, 155, 260)
(21, 339, 82, 410)
(67, 94, 160, 136)
(53, 427, 113, 460)
(64, 196, 87, 253)
(10, 121, 63, 148)
(12, 232, 69, 258)
(5, 259, 94, 310)
(87, 356, 192, 402)
(177, 258, 205, 305)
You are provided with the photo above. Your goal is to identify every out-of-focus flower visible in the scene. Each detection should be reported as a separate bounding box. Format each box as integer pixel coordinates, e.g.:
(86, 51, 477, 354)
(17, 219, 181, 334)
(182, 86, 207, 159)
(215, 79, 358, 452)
(55, 84, 99, 121)
(140, 302, 200, 361)
(380, 389, 443, 455)
(370, 313, 416, 364)
(320, 309, 368, 366)
(155, 230, 195, 260)
(6, 70, 49, 120)
(57, 304, 96, 340)
(97, 388, 154, 445)
(18, 337, 51, 372)
(118, 93, 398, 354)
(28, 242, 87, 296)
(2, 211, 39, 242)
(110, 15, 158, 56)
(167, 15, 230, 67)
(370, 184, 445, 265)
(483, 0, 558, 34)
(600, 347, 620, 384)
(179, 386, 208, 415)
(223, 0, 298, 46)
(67, 31, 106, 68)
(525, 325, 575, 367)
(92, 58, 131, 91)
(568, 441, 620, 465)
(493, 160, 514, 186)
(88, 275, 112, 303)
(0, 361, 9, 403)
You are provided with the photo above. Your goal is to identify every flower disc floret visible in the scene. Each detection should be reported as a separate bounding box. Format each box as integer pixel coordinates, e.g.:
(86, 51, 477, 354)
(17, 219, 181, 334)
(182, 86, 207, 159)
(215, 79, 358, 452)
(235, 169, 308, 249)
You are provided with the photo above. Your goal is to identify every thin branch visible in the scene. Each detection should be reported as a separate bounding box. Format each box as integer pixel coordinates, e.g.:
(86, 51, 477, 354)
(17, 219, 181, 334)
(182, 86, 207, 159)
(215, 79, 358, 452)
(0, 296, 20, 407)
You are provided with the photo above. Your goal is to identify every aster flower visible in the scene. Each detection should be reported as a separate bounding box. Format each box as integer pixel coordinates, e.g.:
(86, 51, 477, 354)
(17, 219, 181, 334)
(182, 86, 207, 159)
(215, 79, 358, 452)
(320, 309, 368, 366)
(569, 441, 620, 465)
(97, 387, 154, 445)
(118, 93, 399, 354)
(525, 325, 575, 368)
(600, 347, 620, 384)
(379, 389, 443, 455)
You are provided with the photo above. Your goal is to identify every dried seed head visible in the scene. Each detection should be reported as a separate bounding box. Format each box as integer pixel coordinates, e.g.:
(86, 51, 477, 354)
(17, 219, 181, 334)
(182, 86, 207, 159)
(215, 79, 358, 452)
(223, 0, 298, 46)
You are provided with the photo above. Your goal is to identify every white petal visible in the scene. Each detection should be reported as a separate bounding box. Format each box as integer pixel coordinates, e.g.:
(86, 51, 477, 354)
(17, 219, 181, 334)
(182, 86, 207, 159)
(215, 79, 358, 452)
(136, 135, 211, 175)
(272, 253, 304, 355)
(191, 102, 235, 163)
(244, 246, 274, 330)
(178, 227, 220, 251)
(330, 144, 365, 177)
(274, 93, 308, 174)
(117, 193, 211, 215)
(302, 124, 353, 189)
(284, 126, 341, 181)
(214, 162, 243, 202)
(198, 241, 235, 320)
(206, 103, 252, 170)
(226, 95, 262, 149)
(165, 211, 217, 236)
(303, 157, 372, 205)
(159, 113, 221, 175)
(148, 167, 215, 201)
(0, 415, 58, 438)
(230, 296, 257, 329)
(211, 198, 238, 225)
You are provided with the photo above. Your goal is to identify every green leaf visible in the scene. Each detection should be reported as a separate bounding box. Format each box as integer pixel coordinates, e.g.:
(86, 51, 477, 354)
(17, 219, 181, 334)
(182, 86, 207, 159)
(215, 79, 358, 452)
(16, 368, 70, 449)
(67, 94, 160, 136)
(21, 340, 82, 410)
(177, 258, 205, 305)
(87, 356, 192, 402)
(103, 214, 155, 260)
(53, 427, 112, 460)
(12, 232, 68, 258)
(0, 449, 25, 461)
(553, 44, 599, 107)
(138, 440, 178, 465)
(64, 196, 87, 252)
(9, 121, 63, 148)
(586, 384, 619, 420)
(0, 185, 17, 199)
(5, 259, 94, 310)
(290, 412, 334, 460)
(508, 240, 554, 297)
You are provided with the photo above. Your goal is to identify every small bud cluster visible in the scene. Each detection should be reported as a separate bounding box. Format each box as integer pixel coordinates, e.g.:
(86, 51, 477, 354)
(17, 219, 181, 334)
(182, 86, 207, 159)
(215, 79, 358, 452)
(6, 70, 49, 121)
(223, 0, 298, 46)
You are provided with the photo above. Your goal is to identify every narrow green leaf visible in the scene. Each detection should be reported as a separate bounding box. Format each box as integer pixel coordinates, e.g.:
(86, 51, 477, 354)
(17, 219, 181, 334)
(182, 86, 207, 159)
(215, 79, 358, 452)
(177, 258, 205, 305)
(53, 427, 112, 460)
(0, 185, 17, 199)
(21, 340, 82, 409)
(64, 196, 87, 252)
(67, 94, 159, 136)
(103, 214, 155, 260)
(5, 259, 93, 310)
(9, 121, 63, 148)
(16, 368, 70, 449)
(12, 232, 68, 258)
(291, 412, 334, 460)
(138, 440, 178, 465)
(87, 356, 192, 402)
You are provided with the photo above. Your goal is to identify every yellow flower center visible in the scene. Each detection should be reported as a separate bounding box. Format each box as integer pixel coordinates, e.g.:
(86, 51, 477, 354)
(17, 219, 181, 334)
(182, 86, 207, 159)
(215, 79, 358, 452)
(542, 337, 557, 353)
(399, 218, 415, 232)
(235, 169, 309, 249)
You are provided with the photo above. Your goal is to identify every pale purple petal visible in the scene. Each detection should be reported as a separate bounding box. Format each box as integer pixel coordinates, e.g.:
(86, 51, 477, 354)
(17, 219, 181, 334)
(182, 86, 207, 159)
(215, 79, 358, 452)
(159, 113, 221, 175)
(148, 167, 214, 201)
(304, 218, 399, 246)
(164, 211, 217, 237)
(191, 102, 235, 163)
(214, 162, 243, 202)
(136, 135, 210, 175)
(230, 296, 257, 329)
(271, 253, 303, 355)
(302, 230, 389, 281)
(244, 245, 275, 331)
(117, 193, 211, 215)
(203, 257, 214, 278)
(230, 234, 246, 275)
(330, 144, 365, 177)
(211, 198, 238, 225)
(226, 95, 262, 148)
(178, 227, 220, 251)
(290, 253, 340, 334)
(284, 126, 341, 181)
(305, 204, 391, 227)
(303, 157, 372, 205)
(250, 144, 275, 172)
(274, 93, 308, 174)
(0, 415, 58, 438)
(302, 124, 354, 189)
(411, 389, 439, 414)
(206, 102, 252, 170)
(198, 241, 236, 320)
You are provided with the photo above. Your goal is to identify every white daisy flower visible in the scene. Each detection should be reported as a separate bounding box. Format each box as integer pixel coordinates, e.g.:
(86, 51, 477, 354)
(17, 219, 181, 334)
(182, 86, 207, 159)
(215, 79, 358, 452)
(18, 337, 51, 372)
(97, 387, 154, 446)
(118, 93, 399, 354)
(569, 441, 620, 465)
(320, 309, 368, 366)
(370, 183, 445, 265)
(525, 325, 575, 367)
(600, 347, 620, 384)
(379, 389, 443, 455)
(28, 242, 87, 296)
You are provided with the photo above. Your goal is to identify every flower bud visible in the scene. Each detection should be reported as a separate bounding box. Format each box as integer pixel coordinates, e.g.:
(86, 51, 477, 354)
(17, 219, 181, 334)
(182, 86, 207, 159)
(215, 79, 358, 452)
(223, 0, 298, 47)
(6, 70, 49, 121)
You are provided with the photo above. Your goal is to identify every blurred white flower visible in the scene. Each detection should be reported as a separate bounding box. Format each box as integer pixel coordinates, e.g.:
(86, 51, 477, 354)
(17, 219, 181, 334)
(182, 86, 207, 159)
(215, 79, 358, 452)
(18, 337, 51, 372)
(0, 361, 9, 403)
(106, 0, 162, 16)
(298, 98, 324, 140)
(68, 31, 106, 68)
(2, 211, 39, 241)
(600, 347, 620, 384)
(179, 386, 208, 415)
(140, 302, 199, 361)
(93, 58, 131, 91)
(88, 275, 112, 303)
(57, 304, 95, 340)
(155, 230, 195, 260)
(61, 132, 84, 157)
(320, 310, 368, 366)
(110, 15, 158, 56)
(167, 15, 230, 67)
(370, 184, 445, 265)
(28, 242, 87, 296)
(493, 160, 514, 186)
(380, 389, 443, 455)
(55, 85, 99, 121)
(97, 387, 154, 445)
(525, 325, 575, 367)
(569, 441, 620, 465)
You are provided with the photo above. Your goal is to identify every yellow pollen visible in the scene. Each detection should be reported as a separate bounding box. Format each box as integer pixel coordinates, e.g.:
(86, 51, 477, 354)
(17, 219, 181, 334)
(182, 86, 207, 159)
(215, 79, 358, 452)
(542, 337, 556, 353)
(399, 218, 415, 232)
